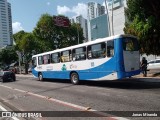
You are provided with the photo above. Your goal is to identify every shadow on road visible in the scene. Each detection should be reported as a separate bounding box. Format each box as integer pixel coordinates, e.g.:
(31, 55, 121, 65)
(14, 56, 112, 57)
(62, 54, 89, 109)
(80, 77, 160, 89)
(40, 77, 160, 90)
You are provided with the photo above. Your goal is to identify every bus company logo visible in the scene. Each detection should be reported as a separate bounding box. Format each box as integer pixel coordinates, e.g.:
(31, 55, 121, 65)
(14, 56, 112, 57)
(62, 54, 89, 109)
(61, 64, 67, 71)
(70, 64, 77, 69)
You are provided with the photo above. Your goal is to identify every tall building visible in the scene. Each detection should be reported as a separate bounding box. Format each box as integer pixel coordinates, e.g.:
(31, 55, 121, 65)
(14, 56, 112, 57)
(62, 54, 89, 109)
(107, 0, 127, 35)
(76, 15, 88, 41)
(87, 2, 105, 41)
(90, 14, 109, 40)
(69, 18, 75, 24)
(87, 2, 105, 20)
(0, 0, 13, 48)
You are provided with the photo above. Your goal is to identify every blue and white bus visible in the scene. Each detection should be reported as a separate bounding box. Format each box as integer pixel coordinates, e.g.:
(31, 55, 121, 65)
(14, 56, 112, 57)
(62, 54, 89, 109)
(32, 34, 140, 84)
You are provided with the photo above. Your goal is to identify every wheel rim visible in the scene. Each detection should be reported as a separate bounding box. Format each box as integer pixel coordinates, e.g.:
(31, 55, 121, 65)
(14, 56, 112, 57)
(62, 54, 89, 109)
(72, 74, 78, 83)
(39, 74, 43, 81)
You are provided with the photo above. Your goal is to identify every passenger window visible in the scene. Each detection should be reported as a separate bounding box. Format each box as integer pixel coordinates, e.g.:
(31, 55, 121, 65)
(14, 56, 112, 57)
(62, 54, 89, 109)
(38, 56, 43, 65)
(107, 40, 114, 57)
(87, 42, 106, 59)
(51, 53, 60, 63)
(43, 54, 50, 64)
(72, 47, 86, 61)
(61, 50, 71, 62)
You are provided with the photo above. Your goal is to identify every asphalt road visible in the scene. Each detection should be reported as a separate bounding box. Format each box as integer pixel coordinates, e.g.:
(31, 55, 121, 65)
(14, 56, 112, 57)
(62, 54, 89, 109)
(0, 75, 160, 120)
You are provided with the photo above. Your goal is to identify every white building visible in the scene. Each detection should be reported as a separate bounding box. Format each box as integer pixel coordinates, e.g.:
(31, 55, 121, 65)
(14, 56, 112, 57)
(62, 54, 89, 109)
(107, 0, 126, 35)
(0, 0, 13, 48)
(69, 18, 75, 24)
(76, 15, 88, 41)
(87, 2, 105, 41)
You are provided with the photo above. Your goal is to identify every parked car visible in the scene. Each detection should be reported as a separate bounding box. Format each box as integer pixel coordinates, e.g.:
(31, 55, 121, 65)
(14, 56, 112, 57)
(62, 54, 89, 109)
(0, 71, 16, 82)
(147, 59, 160, 70)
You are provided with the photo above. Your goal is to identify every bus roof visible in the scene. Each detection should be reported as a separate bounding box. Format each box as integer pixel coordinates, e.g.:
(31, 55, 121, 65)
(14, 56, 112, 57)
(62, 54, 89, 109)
(32, 34, 136, 57)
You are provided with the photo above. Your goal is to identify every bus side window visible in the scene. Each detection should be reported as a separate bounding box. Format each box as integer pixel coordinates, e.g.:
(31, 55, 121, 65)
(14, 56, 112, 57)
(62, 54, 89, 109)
(101, 42, 106, 58)
(87, 43, 106, 59)
(73, 47, 86, 61)
(69, 50, 72, 61)
(51, 53, 60, 63)
(43, 54, 50, 64)
(38, 56, 43, 65)
(61, 50, 71, 62)
(107, 40, 114, 57)
(72, 49, 76, 61)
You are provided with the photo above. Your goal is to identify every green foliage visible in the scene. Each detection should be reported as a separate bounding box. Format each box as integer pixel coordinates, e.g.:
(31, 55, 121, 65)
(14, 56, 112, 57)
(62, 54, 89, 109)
(33, 13, 84, 53)
(13, 31, 37, 73)
(0, 48, 18, 65)
(124, 0, 160, 55)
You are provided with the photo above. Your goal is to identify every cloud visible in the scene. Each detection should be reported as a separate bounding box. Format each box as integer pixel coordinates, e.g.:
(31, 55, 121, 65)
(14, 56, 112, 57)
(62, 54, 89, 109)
(57, 5, 71, 15)
(72, 3, 87, 18)
(57, 3, 87, 18)
(12, 22, 24, 34)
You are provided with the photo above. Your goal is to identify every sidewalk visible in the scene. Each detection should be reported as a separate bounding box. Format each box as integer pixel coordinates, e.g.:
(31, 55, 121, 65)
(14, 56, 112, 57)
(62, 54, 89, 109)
(16, 73, 34, 78)
(134, 74, 160, 79)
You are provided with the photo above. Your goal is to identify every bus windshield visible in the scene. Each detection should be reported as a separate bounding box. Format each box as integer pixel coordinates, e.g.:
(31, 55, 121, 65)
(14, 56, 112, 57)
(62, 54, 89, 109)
(123, 37, 139, 51)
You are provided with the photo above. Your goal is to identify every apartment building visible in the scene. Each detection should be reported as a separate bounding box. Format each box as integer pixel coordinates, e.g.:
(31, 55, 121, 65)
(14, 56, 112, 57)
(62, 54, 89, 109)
(0, 0, 13, 48)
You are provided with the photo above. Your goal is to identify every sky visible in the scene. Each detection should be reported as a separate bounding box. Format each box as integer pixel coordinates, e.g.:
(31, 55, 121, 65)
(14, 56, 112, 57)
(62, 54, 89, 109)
(8, 0, 105, 34)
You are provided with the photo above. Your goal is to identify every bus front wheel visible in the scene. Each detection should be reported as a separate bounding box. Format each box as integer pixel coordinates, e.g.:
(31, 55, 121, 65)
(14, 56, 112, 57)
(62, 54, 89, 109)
(70, 72, 79, 85)
(38, 73, 43, 81)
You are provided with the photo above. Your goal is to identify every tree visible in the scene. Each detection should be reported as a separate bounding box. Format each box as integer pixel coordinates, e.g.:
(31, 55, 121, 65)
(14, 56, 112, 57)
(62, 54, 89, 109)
(33, 13, 57, 52)
(13, 30, 26, 42)
(17, 33, 37, 74)
(33, 14, 84, 52)
(124, 0, 160, 55)
(14, 31, 37, 74)
(0, 47, 18, 66)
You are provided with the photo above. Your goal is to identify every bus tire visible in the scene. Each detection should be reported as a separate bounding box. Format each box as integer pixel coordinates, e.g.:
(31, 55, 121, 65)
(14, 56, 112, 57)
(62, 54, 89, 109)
(38, 73, 43, 81)
(70, 72, 79, 85)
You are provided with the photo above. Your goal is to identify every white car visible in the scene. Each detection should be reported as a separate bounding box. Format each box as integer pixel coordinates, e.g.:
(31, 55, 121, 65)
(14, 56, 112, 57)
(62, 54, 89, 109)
(147, 59, 160, 70)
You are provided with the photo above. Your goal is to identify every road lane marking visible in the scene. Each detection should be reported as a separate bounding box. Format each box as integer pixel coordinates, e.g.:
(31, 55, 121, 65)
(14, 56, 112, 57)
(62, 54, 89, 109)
(0, 105, 19, 120)
(0, 84, 129, 120)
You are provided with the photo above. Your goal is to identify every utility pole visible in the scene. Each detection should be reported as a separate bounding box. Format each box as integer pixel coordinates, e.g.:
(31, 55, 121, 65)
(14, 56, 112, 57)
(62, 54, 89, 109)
(111, 0, 114, 36)
(16, 51, 21, 74)
(77, 24, 80, 44)
(105, 0, 111, 36)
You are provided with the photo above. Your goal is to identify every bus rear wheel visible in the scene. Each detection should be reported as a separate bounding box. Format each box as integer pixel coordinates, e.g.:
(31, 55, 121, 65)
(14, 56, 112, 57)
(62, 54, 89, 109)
(70, 72, 79, 85)
(38, 73, 43, 81)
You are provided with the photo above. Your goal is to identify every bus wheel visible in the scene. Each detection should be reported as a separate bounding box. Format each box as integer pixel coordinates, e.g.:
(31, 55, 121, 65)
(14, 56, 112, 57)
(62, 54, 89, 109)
(70, 72, 79, 85)
(38, 73, 43, 81)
